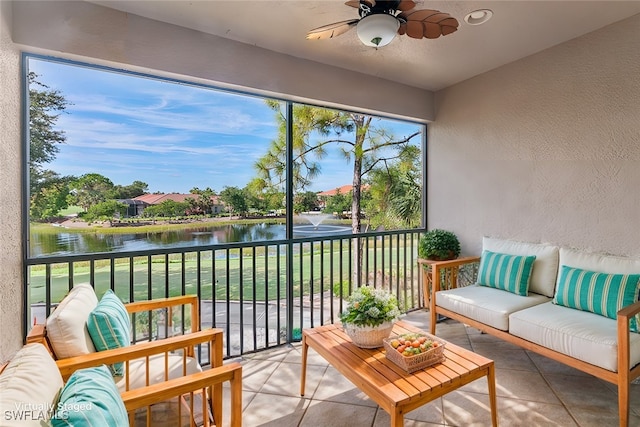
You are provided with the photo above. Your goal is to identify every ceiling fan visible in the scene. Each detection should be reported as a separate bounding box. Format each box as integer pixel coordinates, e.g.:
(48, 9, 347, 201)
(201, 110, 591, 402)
(306, 0, 459, 48)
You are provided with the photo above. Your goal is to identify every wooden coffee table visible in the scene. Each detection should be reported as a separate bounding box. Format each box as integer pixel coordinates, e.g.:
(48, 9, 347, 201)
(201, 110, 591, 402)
(300, 321, 497, 427)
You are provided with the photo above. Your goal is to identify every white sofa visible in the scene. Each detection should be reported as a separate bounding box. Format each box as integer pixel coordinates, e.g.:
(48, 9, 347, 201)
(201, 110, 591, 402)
(428, 237, 640, 427)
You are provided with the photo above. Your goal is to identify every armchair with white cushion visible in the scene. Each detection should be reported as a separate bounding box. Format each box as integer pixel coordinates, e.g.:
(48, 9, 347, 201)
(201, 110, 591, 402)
(26, 283, 241, 426)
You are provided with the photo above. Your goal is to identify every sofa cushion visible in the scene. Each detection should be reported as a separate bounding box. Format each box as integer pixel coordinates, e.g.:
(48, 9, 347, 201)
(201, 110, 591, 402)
(558, 247, 640, 331)
(114, 353, 202, 392)
(51, 365, 128, 427)
(477, 250, 536, 296)
(87, 290, 131, 376)
(553, 265, 640, 330)
(436, 284, 551, 331)
(510, 302, 640, 372)
(46, 283, 98, 358)
(0, 343, 64, 427)
(483, 237, 559, 297)
(559, 247, 640, 275)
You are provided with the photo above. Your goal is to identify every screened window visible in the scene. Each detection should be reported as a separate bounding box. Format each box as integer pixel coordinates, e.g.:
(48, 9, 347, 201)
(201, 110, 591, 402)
(26, 56, 424, 257)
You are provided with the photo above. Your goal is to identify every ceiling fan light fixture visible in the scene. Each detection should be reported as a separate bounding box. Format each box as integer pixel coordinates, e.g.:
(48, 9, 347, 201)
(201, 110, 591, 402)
(464, 9, 493, 26)
(356, 14, 399, 47)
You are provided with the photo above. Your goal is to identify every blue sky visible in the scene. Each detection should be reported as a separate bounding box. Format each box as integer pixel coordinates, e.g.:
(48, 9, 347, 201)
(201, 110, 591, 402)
(29, 57, 422, 194)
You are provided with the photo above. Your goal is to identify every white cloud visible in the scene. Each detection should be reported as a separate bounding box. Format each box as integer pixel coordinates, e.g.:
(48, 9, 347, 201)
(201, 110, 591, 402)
(32, 56, 422, 194)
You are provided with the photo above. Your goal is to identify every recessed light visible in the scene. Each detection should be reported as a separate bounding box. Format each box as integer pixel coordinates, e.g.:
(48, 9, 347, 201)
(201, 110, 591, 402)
(464, 9, 493, 26)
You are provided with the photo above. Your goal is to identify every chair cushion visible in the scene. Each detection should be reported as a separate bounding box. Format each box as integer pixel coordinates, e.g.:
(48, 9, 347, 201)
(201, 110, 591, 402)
(553, 265, 640, 330)
(483, 237, 560, 297)
(436, 284, 551, 331)
(51, 365, 128, 427)
(87, 290, 131, 376)
(510, 302, 640, 372)
(0, 343, 64, 427)
(559, 247, 640, 276)
(46, 283, 98, 358)
(477, 250, 536, 296)
(114, 353, 202, 392)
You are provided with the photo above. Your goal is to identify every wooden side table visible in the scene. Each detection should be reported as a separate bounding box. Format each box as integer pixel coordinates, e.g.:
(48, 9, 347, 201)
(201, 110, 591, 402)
(417, 256, 478, 306)
(418, 256, 480, 332)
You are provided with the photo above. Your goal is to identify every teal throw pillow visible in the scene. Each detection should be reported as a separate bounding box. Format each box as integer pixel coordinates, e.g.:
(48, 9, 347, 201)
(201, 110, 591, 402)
(477, 250, 536, 296)
(87, 290, 131, 376)
(553, 265, 640, 331)
(51, 365, 129, 427)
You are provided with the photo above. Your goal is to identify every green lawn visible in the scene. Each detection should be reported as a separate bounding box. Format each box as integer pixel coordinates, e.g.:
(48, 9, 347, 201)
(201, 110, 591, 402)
(28, 242, 419, 308)
(58, 205, 84, 216)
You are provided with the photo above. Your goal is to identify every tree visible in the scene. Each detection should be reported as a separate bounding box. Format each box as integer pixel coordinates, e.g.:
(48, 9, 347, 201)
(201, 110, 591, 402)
(323, 190, 351, 215)
(219, 186, 248, 217)
(29, 171, 72, 220)
(243, 178, 268, 213)
(29, 72, 69, 185)
(244, 178, 284, 213)
(294, 191, 319, 213)
(68, 173, 115, 211)
(365, 145, 421, 229)
(142, 200, 189, 218)
(255, 103, 421, 284)
(255, 102, 348, 193)
(187, 187, 217, 215)
(85, 200, 128, 223)
(28, 72, 70, 219)
(390, 170, 421, 227)
(255, 103, 421, 235)
(111, 180, 149, 199)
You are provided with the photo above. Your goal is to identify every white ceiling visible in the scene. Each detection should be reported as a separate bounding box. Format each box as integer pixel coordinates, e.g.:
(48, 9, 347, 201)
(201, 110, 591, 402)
(89, 1, 640, 91)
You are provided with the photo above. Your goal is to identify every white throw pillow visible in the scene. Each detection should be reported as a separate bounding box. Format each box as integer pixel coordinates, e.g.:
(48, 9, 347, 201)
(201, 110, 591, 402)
(45, 283, 98, 358)
(483, 237, 560, 297)
(0, 343, 64, 427)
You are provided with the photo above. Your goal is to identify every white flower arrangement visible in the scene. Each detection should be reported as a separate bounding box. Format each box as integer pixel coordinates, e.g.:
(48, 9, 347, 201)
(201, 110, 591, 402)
(340, 286, 402, 328)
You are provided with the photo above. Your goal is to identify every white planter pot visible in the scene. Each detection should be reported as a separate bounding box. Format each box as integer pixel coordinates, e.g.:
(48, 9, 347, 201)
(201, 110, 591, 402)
(343, 321, 395, 348)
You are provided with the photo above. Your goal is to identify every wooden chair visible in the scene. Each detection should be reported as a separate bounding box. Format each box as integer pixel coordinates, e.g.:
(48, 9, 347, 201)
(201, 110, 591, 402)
(1, 343, 242, 427)
(28, 294, 203, 358)
(27, 292, 242, 426)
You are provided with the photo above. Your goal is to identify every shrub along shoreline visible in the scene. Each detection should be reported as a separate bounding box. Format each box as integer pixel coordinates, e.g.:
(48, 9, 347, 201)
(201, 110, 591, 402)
(30, 217, 289, 235)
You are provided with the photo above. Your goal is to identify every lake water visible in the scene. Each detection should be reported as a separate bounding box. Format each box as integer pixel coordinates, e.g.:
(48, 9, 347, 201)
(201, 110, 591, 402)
(30, 222, 352, 256)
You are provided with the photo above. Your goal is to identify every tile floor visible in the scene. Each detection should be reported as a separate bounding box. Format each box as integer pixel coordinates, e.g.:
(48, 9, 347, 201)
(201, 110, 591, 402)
(218, 310, 640, 427)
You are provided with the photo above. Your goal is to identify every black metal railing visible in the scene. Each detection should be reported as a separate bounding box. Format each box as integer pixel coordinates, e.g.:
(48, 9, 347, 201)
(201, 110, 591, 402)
(26, 229, 425, 363)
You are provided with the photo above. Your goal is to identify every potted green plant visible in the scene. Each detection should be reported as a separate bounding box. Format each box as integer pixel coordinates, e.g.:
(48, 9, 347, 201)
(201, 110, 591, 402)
(418, 229, 461, 261)
(340, 286, 402, 348)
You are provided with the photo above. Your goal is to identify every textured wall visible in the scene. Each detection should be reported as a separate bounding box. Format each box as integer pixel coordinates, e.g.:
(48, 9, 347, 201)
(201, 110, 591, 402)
(11, 0, 434, 122)
(0, 0, 25, 362)
(429, 13, 640, 257)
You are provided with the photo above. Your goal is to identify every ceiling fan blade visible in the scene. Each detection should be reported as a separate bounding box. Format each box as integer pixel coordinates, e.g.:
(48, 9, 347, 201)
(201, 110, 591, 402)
(439, 17, 459, 28)
(423, 22, 441, 39)
(344, 0, 375, 8)
(397, 0, 417, 12)
(424, 13, 451, 23)
(400, 9, 459, 39)
(306, 19, 359, 40)
(405, 21, 424, 39)
(439, 17, 459, 36)
(441, 24, 458, 36)
(403, 9, 441, 22)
